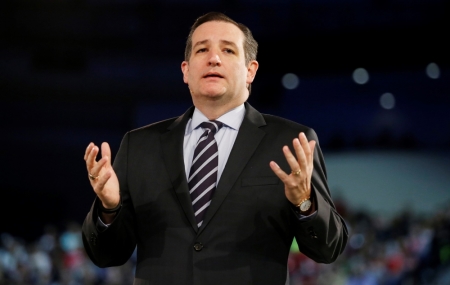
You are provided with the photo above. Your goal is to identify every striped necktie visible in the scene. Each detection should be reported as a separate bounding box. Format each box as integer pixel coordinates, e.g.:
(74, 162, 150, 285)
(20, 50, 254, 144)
(188, 120, 223, 228)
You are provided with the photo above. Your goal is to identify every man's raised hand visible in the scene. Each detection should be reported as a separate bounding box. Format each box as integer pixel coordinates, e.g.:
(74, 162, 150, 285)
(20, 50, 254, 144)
(269, 132, 316, 207)
(84, 142, 120, 209)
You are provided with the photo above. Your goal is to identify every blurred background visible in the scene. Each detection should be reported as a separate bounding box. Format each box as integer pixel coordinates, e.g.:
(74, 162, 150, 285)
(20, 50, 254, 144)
(1, 0, 449, 284)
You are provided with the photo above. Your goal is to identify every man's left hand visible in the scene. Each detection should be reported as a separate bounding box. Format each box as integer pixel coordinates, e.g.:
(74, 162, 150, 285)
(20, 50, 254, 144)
(269, 132, 316, 207)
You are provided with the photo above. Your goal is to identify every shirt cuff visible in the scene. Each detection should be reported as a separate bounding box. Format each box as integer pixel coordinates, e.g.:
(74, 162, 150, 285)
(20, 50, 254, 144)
(96, 216, 110, 232)
(293, 209, 318, 221)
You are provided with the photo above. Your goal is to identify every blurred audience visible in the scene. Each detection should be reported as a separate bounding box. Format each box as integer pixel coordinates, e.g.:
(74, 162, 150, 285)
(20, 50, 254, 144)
(0, 222, 136, 285)
(289, 198, 450, 285)
(1, 198, 449, 285)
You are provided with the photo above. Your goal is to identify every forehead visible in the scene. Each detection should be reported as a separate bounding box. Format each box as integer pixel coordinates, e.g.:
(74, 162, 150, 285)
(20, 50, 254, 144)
(192, 21, 245, 48)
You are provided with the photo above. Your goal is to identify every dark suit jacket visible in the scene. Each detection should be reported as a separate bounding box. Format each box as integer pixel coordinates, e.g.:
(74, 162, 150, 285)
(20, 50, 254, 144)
(82, 102, 348, 285)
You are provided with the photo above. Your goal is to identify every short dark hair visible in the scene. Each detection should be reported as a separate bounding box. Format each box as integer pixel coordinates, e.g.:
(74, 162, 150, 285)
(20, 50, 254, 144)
(184, 12, 258, 65)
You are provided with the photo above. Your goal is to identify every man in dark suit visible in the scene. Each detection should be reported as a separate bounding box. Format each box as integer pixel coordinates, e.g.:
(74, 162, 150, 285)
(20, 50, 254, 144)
(82, 12, 347, 285)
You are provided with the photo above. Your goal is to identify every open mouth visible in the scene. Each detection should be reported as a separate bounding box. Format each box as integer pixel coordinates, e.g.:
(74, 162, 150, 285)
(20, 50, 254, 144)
(203, 73, 224, 79)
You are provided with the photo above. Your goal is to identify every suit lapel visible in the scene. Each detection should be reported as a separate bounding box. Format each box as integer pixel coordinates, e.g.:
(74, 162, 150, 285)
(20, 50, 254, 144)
(160, 106, 199, 232)
(198, 103, 266, 234)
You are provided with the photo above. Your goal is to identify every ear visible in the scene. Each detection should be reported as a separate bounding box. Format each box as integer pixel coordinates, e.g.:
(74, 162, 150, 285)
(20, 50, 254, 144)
(181, 61, 189, 84)
(246, 60, 259, 85)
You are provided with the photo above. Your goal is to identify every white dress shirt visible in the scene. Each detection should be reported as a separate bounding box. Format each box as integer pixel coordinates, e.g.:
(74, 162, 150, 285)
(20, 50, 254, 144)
(183, 104, 245, 183)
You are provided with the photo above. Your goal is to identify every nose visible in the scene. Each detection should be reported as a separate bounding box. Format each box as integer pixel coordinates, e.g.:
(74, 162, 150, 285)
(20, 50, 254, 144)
(208, 53, 221, 67)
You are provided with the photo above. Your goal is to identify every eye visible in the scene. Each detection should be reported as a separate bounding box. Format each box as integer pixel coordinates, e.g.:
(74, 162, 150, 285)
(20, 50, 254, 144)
(224, 48, 235, 54)
(196, 48, 207, 53)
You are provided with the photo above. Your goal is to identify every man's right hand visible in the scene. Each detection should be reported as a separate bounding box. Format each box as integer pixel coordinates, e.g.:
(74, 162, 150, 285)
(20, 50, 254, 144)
(84, 142, 120, 210)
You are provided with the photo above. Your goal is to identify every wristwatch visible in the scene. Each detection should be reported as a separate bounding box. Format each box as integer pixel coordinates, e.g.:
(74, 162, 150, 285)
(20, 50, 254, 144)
(297, 197, 312, 212)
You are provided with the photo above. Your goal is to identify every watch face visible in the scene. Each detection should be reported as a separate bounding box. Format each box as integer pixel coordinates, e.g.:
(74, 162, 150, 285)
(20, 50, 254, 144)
(300, 199, 312, 212)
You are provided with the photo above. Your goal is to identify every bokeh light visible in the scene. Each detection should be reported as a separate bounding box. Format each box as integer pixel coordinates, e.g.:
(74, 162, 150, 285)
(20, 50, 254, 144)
(352, 68, 369, 84)
(380, 92, 396, 109)
(426, 62, 440, 79)
(281, 73, 299, 90)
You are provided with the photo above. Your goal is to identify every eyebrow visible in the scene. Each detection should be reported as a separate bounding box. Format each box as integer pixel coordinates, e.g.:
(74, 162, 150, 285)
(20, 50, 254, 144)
(220, 40, 238, 50)
(192, 39, 239, 50)
(193, 40, 209, 49)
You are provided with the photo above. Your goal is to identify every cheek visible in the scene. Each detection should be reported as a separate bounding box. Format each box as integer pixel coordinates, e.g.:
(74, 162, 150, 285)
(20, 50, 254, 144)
(231, 64, 244, 77)
(238, 68, 249, 84)
(188, 71, 200, 85)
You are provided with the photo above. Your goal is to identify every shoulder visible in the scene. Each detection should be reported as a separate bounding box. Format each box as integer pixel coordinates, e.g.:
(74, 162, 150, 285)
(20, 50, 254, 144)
(262, 113, 316, 134)
(117, 117, 182, 145)
(128, 117, 179, 135)
(245, 103, 314, 133)
(125, 106, 194, 138)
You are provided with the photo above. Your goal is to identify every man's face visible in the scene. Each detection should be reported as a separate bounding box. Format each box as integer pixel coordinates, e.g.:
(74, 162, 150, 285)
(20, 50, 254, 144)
(181, 21, 258, 106)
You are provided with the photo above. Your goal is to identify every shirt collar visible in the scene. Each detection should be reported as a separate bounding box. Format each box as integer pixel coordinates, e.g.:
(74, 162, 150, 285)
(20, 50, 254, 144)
(186, 103, 245, 134)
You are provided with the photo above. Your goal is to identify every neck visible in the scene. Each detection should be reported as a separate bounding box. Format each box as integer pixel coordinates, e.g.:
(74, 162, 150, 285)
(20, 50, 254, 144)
(193, 95, 248, 120)
(194, 102, 242, 120)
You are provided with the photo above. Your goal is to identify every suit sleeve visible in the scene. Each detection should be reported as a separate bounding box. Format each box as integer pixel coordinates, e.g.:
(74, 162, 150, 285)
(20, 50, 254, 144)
(82, 132, 137, 267)
(291, 128, 348, 264)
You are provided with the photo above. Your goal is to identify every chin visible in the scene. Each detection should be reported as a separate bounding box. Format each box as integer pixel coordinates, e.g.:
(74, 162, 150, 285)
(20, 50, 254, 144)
(199, 88, 227, 99)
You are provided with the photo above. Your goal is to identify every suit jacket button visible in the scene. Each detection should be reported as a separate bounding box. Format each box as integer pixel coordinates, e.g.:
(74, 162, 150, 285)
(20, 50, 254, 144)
(193, 242, 203, 251)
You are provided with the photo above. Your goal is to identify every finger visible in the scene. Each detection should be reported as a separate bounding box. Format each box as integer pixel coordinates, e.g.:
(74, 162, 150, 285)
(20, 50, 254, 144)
(86, 145, 99, 171)
(282, 145, 301, 174)
(93, 170, 112, 194)
(90, 155, 109, 177)
(269, 161, 289, 183)
(84, 142, 94, 161)
(309, 140, 316, 163)
(293, 137, 307, 173)
(101, 142, 112, 167)
(298, 133, 311, 169)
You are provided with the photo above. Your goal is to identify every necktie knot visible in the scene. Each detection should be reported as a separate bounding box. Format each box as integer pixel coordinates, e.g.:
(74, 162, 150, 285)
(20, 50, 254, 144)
(200, 120, 223, 135)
